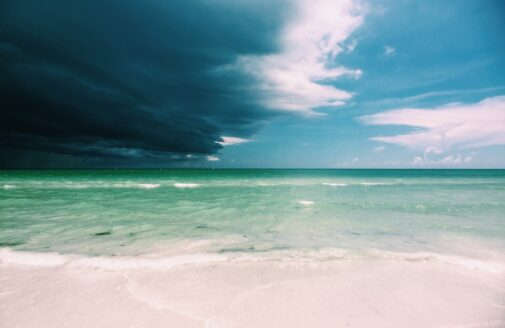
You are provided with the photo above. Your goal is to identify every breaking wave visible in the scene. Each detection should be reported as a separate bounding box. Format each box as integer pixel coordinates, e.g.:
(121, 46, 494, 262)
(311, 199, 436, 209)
(1, 248, 503, 274)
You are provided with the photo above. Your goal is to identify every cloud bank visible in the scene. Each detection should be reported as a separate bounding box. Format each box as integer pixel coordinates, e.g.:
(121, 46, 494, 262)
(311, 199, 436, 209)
(0, 0, 282, 166)
(0, 0, 363, 167)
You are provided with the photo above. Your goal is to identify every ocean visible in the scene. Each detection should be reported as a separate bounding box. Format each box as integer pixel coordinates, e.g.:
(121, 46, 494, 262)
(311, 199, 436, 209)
(1, 169, 504, 257)
(1, 169, 504, 327)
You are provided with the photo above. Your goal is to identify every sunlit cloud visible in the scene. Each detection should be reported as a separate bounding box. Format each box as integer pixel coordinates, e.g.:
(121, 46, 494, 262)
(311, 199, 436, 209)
(218, 136, 252, 146)
(233, 0, 366, 114)
(411, 153, 475, 166)
(206, 156, 220, 161)
(359, 96, 505, 152)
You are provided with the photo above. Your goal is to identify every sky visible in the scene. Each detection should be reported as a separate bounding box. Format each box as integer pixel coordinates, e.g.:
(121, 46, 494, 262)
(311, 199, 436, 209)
(1, 0, 504, 168)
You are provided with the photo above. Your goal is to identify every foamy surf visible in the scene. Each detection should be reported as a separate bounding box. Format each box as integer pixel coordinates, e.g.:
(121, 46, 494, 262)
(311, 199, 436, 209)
(365, 249, 505, 274)
(137, 183, 161, 189)
(298, 200, 314, 206)
(322, 182, 348, 187)
(0, 248, 228, 270)
(0, 249, 67, 266)
(173, 183, 200, 188)
(1, 248, 503, 273)
(2, 182, 164, 189)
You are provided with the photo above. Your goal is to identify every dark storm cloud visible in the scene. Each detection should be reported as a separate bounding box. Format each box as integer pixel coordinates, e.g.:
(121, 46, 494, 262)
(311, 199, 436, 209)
(0, 0, 289, 167)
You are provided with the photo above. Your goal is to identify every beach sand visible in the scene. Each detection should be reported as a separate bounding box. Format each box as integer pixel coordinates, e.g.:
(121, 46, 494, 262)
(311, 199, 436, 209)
(1, 251, 504, 328)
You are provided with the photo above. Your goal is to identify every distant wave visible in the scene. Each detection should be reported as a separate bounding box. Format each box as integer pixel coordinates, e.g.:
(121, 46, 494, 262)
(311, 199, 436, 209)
(2, 180, 503, 190)
(298, 200, 315, 206)
(173, 183, 200, 188)
(322, 182, 348, 187)
(2, 184, 16, 189)
(323, 182, 391, 186)
(1, 247, 503, 273)
(358, 182, 389, 186)
(0, 183, 162, 190)
(137, 183, 160, 189)
(0, 248, 226, 270)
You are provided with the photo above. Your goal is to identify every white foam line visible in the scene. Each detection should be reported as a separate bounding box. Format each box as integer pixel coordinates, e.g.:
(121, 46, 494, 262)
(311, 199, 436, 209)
(0, 248, 227, 270)
(2, 248, 504, 274)
(173, 183, 200, 188)
(298, 200, 315, 206)
(137, 183, 160, 189)
(322, 182, 348, 187)
(5, 183, 163, 189)
(2, 184, 16, 189)
(367, 249, 505, 274)
(71, 253, 227, 270)
(0, 249, 67, 266)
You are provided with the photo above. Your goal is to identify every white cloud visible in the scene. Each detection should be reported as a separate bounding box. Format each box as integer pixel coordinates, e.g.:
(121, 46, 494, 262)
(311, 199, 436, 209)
(384, 46, 395, 56)
(373, 145, 386, 152)
(352, 157, 359, 163)
(424, 146, 443, 155)
(232, 0, 365, 114)
(206, 155, 220, 161)
(411, 156, 424, 165)
(359, 96, 505, 152)
(411, 153, 475, 166)
(346, 39, 358, 53)
(367, 86, 505, 107)
(218, 136, 252, 146)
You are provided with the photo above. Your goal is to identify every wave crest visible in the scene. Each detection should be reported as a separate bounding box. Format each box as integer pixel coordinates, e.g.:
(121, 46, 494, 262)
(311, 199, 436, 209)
(173, 183, 200, 188)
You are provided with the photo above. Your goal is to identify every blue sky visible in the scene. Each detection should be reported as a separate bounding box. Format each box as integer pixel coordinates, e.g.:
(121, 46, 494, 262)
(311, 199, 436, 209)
(1, 0, 504, 168)
(215, 0, 505, 168)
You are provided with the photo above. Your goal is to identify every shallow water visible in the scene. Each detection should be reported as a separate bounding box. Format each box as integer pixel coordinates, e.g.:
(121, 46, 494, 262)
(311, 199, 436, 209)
(1, 169, 504, 259)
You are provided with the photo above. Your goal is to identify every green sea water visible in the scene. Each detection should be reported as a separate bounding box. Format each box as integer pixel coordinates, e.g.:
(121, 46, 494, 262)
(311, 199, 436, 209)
(1, 169, 505, 258)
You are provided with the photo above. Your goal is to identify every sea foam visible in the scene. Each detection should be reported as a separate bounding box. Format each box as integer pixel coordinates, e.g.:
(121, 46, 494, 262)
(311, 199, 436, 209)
(322, 182, 348, 187)
(2, 247, 503, 273)
(359, 182, 389, 186)
(137, 183, 160, 189)
(0, 249, 67, 266)
(174, 183, 200, 188)
(0, 248, 227, 270)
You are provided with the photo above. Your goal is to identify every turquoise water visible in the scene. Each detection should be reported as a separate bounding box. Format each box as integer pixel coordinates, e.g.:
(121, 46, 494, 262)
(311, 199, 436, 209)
(1, 169, 505, 257)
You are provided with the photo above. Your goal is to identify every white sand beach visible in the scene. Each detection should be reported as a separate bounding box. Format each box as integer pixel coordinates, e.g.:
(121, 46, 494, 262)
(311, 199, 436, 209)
(1, 249, 504, 328)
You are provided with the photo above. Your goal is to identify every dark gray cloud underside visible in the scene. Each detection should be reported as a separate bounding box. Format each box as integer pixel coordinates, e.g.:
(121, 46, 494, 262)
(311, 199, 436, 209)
(0, 0, 289, 167)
